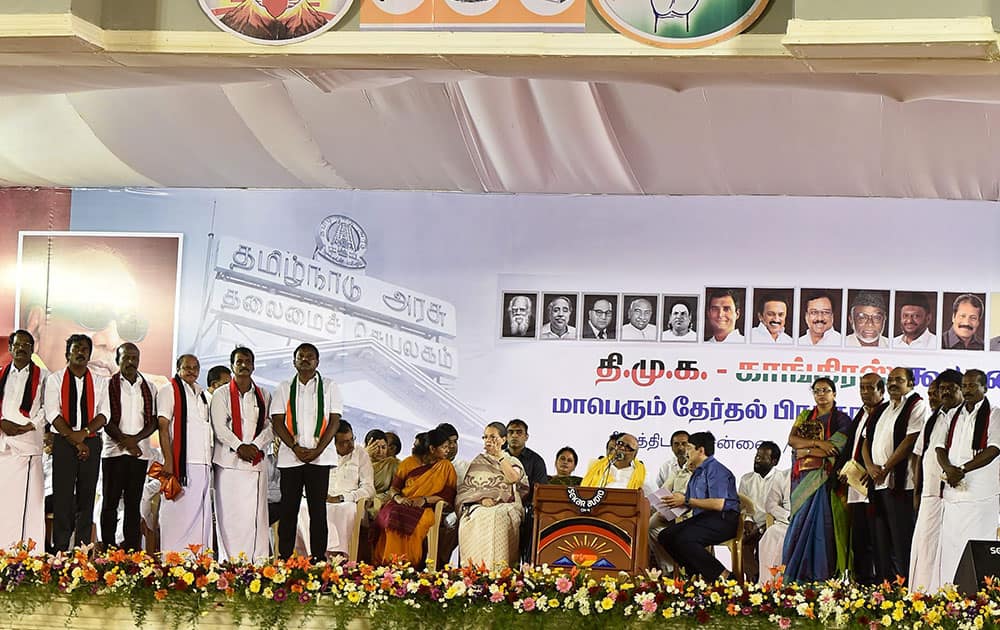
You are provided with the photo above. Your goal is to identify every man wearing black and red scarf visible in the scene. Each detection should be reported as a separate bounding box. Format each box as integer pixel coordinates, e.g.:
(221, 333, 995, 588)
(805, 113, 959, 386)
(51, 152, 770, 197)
(862, 367, 929, 581)
(210, 346, 272, 562)
(0, 330, 48, 550)
(156, 354, 213, 556)
(100, 343, 158, 551)
(935, 369, 1000, 586)
(44, 334, 110, 552)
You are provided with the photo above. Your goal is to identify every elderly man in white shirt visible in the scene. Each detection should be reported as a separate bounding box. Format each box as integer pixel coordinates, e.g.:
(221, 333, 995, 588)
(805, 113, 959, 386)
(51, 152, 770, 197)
(156, 354, 214, 556)
(296, 420, 374, 558)
(0, 330, 48, 550)
(934, 369, 1000, 587)
(757, 466, 790, 583)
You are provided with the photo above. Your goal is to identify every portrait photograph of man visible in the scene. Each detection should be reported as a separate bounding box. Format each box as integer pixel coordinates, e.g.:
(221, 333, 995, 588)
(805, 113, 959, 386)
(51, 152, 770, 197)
(942, 292, 986, 351)
(500, 292, 538, 339)
(991, 293, 1000, 351)
(845, 289, 890, 348)
(540, 293, 579, 340)
(703, 287, 746, 343)
(582, 294, 618, 340)
(620, 294, 659, 341)
(797, 288, 843, 347)
(892, 291, 937, 350)
(749, 288, 794, 344)
(16, 232, 181, 379)
(661, 295, 697, 342)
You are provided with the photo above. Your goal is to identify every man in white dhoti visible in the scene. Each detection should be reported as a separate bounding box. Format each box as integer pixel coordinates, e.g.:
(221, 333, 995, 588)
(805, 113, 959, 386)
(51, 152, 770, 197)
(738, 441, 780, 582)
(211, 347, 273, 562)
(934, 369, 1000, 587)
(270, 343, 342, 561)
(100, 343, 158, 551)
(156, 354, 213, 556)
(296, 420, 374, 558)
(0, 331, 48, 551)
(648, 434, 692, 572)
(909, 370, 963, 592)
(757, 466, 789, 583)
(46, 334, 110, 552)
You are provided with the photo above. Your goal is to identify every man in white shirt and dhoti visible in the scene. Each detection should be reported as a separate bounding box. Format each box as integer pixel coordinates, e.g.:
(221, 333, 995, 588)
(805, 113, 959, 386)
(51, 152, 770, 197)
(296, 420, 374, 558)
(211, 347, 273, 562)
(156, 354, 214, 555)
(934, 369, 1000, 587)
(0, 331, 47, 550)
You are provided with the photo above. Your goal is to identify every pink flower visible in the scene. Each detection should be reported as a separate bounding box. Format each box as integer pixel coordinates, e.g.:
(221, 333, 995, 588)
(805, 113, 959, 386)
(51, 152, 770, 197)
(216, 576, 229, 590)
(778, 617, 791, 629)
(522, 597, 536, 612)
(490, 591, 505, 603)
(556, 577, 572, 593)
(642, 600, 657, 614)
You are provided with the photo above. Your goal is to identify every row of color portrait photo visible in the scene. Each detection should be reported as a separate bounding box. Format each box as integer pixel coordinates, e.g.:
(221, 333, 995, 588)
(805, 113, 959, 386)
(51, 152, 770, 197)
(499, 288, 1000, 351)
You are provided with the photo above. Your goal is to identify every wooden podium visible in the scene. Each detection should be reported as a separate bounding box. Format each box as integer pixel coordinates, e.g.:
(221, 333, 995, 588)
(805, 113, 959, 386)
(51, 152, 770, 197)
(532, 484, 649, 576)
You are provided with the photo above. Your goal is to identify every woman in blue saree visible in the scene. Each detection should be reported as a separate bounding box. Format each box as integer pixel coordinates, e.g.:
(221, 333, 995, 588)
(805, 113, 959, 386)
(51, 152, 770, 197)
(782, 377, 853, 581)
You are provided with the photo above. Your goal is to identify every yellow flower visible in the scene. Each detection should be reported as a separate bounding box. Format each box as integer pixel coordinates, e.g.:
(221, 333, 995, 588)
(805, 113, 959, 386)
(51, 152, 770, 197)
(272, 571, 286, 584)
(913, 600, 926, 614)
(881, 600, 894, 610)
(749, 593, 763, 606)
(662, 608, 675, 619)
(347, 591, 363, 604)
(263, 587, 273, 599)
(548, 599, 559, 609)
(601, 597, 614, 610)
(881, 614, 892, 626)
(892, 607, 904, 621)
(207, 571, 219, 584)
(249, 579, 261, 594)
(925, 608, 941, 624)
(182, 572, 194, 585)
(71, 567, 82, 579)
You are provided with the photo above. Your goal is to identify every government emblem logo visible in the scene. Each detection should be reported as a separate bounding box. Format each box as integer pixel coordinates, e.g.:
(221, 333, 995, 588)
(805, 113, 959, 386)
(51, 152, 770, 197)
(198, 0, 353, 45)
(591, 0, 769, 48)
(314, 215, 368, 270)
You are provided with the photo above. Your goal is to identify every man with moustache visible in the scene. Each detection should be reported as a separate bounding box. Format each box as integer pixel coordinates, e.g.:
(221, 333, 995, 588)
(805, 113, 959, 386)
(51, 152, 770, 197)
(649, 431, 692, 571)
(894, 293, 937, 350)
(799, 292, 842, 346)
(503, 295, 535, 338)
(862, 367, 928, 580)
(581, 432, 647, 490)
(751, 295, 792, 344)
(211, 347, 273, 562)
(705, 290, 744, 344)
(943, 294, 985, 350)
(662, 300, 696, 341)
(270, 343, 342, 562)
(841, 373, 888, 584)
(621, 297, 657, 341)
(0, 331, 47, 550)
(582, 298, 616, 340)
(157, 354, 213, 555)
(655, 430, 691, 488)
(935, 369, 1000, 586)
(909, 370, 963, 592)
(100, 343, 158, 551)
(46, 334, 110, 552)
(847, 291, 890, 348)
(540, 296, 576, 340)
(737, 442, 780, 581)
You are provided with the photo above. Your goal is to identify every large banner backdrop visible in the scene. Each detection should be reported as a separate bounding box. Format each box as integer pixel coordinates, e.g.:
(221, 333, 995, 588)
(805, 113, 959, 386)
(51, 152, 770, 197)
(7, 189, 1000, 481)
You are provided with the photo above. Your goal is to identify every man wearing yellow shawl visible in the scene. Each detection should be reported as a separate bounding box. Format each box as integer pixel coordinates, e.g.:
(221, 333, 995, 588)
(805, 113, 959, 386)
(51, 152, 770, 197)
(580, 432, 646, 489)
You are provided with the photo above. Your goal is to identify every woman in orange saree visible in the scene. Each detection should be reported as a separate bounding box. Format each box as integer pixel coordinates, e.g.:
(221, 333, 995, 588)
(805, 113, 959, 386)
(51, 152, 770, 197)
(374, 428, 457, 566)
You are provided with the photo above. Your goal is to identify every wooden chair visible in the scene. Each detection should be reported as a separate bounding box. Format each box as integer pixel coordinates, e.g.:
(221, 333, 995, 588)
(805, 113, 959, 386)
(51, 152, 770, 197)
(423, 501, 446, 571)
(713, 494, 756, 583)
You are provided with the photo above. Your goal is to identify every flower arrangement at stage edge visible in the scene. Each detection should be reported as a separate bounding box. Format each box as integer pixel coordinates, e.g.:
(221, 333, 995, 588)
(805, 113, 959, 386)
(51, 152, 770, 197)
(0, 541, 998, 629)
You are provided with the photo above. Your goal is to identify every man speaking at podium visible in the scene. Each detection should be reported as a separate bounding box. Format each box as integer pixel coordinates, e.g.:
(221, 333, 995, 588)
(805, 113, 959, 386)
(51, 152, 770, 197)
(580, 432, 646, 489)
(659, 431, 739, 582)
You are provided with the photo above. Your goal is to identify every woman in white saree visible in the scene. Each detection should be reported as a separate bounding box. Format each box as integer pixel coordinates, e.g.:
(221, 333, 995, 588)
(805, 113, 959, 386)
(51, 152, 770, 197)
(455, 422, 529, 568)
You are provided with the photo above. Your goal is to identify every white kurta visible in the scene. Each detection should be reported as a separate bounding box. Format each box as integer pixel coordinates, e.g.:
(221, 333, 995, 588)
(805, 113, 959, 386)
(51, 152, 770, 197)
(156, 382, 213, 555)
(0, 363, 47, 551)
(211, 383, 273, 562)
(758, 468, 790, 584)
(296, 447, 375, 556)
(909, 409, 953, 592)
